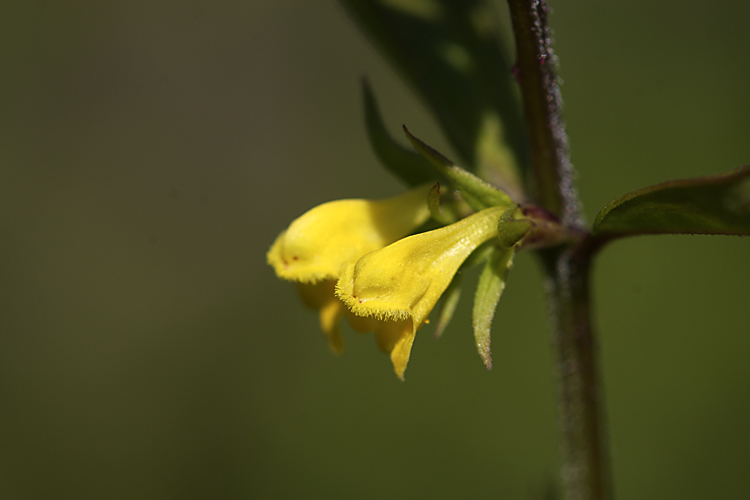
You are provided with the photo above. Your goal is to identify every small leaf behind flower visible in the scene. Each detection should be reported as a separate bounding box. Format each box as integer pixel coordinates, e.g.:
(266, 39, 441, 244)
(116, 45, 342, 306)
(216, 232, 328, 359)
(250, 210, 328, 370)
(593, 165, 750, 238)
(340, 0, 527, 197)
(405, 126, 513, 211)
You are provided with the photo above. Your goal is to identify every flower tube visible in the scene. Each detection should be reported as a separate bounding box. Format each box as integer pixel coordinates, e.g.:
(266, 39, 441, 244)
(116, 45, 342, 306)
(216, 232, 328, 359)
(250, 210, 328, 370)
(336, 206, 506, 379)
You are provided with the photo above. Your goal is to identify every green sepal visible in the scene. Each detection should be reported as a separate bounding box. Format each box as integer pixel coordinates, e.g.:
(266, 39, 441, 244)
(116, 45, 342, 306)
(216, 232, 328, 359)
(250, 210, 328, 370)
(362, 79, 436, 186)
(497, 205, 533, 247)
(340, 0, 527, 197)
(472, 245, 516, 370)
(593, 164, 750, 238)
(404, 126, 513, 211)
(434, 274, 462, 340)
(428, 182, 457, 225)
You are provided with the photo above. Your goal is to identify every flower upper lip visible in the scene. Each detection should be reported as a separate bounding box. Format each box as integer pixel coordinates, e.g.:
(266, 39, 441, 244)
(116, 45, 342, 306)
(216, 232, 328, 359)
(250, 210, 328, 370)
(267, 184, 433, 284)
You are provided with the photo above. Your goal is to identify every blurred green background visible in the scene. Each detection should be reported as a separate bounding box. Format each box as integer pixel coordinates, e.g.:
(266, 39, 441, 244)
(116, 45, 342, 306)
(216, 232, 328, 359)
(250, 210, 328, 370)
(1, 1, 748, 499)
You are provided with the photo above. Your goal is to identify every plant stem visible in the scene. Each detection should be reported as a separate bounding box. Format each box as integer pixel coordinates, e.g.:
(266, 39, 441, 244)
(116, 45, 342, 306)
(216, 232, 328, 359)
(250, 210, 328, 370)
(541, 243, 611, 500)
(506, 0, 611, 498)
(507, 0, 579, 225)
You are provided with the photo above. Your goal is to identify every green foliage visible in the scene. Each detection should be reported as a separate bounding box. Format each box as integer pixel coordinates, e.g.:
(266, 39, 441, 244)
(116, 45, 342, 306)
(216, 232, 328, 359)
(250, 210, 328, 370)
(404, 127, 513, 211)
(594, 165, 750, 238)
(472, 246, 514, 370)
(472, 206, 529, 370)
(342, 0, 527, 199)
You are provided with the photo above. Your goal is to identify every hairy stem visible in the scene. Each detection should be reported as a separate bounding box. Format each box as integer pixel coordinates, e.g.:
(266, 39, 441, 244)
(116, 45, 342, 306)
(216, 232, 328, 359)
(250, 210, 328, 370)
(507, 0, 579, 225)
(542, 243, 611, 500)
(507, 0, 611, 498)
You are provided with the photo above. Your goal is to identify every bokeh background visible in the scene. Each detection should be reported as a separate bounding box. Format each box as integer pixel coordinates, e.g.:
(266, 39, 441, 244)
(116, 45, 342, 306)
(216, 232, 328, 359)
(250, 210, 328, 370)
(1, 1, 749, 499)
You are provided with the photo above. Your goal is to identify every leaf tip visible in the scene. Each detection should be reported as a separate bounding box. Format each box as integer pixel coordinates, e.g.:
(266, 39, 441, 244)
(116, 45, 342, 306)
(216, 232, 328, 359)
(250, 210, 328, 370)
(477, 340, 492, 370)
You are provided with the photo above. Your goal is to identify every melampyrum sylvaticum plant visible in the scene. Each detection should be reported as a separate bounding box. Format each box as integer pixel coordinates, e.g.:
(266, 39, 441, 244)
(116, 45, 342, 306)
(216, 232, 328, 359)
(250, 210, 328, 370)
(266, 1, 750, 500)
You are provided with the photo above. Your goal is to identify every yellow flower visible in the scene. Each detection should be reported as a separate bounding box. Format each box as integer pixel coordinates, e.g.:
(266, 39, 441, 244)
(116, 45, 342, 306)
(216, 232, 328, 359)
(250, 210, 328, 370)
(336, 206, 506, 379)
(267, 184, 432, 352)
(267, 184, 432, 283)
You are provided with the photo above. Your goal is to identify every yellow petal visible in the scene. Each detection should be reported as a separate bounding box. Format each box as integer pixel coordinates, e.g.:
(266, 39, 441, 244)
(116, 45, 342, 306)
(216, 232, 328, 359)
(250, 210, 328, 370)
(336, 206, 505, 379)
(299, 280, 415, 378)
(374, 319, 411, 353)
(390, 326, 416, 381)
(319, 295, 346, 354)
(336, 206, 504, 329)
(346, 312, 379, 334)
(374, 319, 413, 380)
(267, 184, 432, 283)
(296, 281, 345, 354)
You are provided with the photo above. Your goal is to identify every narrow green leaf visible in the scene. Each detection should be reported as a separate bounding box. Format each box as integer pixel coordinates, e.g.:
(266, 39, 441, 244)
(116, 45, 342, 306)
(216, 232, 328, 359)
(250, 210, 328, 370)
(472, 246, 515, 370)
(435, 274, 462, 339)
(404, 127, 513, 211)
(340, 0, 527, 199)
(362, 79, 436, 186)
(593, 165, 750, 237)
